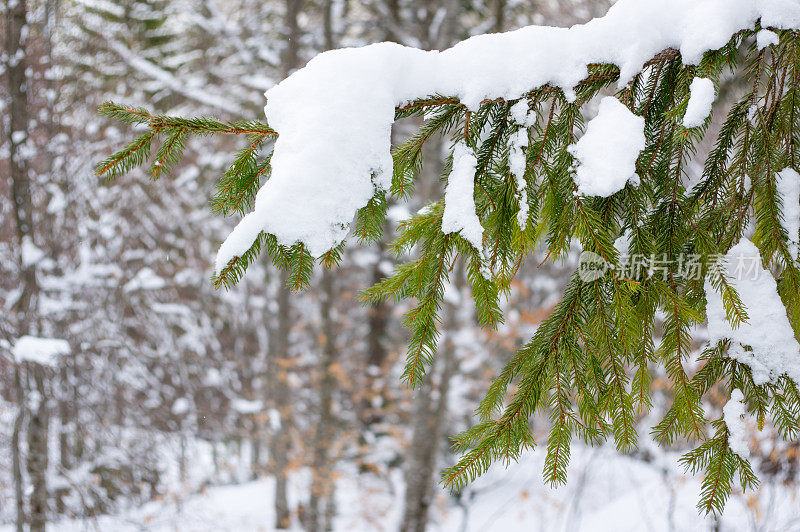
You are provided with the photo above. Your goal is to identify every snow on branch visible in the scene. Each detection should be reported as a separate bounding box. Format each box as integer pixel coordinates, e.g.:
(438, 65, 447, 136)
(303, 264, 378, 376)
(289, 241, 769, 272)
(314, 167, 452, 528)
(215, 0, 800, 273)
(683, 78, 716, 128)
(12, 336, 71, 366)
(568, 96, 644, 197)
(723, 389, 751, 460)
(104, 38, 247, 116)
(705, 238, 800, 385)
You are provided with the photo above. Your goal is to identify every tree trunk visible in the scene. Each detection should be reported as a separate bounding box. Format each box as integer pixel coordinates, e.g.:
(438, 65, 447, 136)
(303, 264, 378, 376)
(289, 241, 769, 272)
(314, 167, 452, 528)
(12, 363, 26, 532)
(56, 360, 70, 513)
(250, 423, 261, 480)
(493, 0, 506, 32)
(265, 2, 304, 527)
(270, 269, 292, 529)
(71, 353, 84, 463)
(400, 265, 463, 532)
(281, 0, 303, 74)
(27, 365, 50, 532)
(6, 0, 36, 314)
(308, 269, 339, 532)
(7, 0, 45, 529)
(361, 234, 390, 429)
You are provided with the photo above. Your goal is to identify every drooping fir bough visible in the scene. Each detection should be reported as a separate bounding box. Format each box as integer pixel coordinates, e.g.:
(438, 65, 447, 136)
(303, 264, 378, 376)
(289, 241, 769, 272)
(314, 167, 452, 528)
(98, 0, 800, 514)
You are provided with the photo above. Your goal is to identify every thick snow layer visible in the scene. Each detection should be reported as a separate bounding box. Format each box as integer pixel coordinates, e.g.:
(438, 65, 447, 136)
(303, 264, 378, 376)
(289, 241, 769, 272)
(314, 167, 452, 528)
(441, 142, 483, 250)
(776, 168, 800, 260)
(569, 97, 645, 197)
(723, 389, 750, 460)
(704, 238, 800, 385)
(683, 78, 715, 128)
(215, 0, 800, 272)
(12, 335, 70, 366)
(761, 0, 800, 29)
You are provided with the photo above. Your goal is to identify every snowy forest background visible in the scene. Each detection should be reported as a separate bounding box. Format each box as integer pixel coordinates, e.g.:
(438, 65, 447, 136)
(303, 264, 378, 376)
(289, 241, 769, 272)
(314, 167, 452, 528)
(1, 0, 799, 530)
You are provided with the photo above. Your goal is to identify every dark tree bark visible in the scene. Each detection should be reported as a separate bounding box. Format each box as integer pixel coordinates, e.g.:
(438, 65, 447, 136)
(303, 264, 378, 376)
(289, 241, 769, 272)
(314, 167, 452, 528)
(281, 0, 303, 74)
(360, 237, 390, 429)
(400, 264, 463, 532)
(6, 0, 36, 314)
(27, 366, 50, 532)
(6, 0, 46, 529)
(493, 0, 506, 32)
(12, 363, 26, 532)
(270, 270, 293, 529)
(322, 0, 334, 56)
(308, 269, 339, 532)
(56, 360, 70, 513)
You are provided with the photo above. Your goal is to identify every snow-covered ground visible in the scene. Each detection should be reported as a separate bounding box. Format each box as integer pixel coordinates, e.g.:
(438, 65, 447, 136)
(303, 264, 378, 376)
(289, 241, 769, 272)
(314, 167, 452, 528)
(8, 442, 798, 532)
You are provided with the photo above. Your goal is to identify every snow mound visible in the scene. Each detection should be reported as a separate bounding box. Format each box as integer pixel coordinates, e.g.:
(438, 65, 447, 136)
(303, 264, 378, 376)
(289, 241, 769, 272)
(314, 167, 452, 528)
(756, 29, 780, 49)
(441, 142, 483, 250)
(13, 336, 70, 366)
(704, 238, 800, 385)
(215, 0, 800, 273)
(569, 97, 645, 197)
(723, 389, 750, 459)
(683, 78, 715, 128)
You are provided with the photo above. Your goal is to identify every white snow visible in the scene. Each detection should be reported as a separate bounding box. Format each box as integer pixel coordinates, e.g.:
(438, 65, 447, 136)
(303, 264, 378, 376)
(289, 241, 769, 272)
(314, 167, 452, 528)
(20, 236, 45, 268)
(441, 142, 484, 250)
(215, 0, 800, 273)
(723, 389, 750, 460)
(172, 397, 190, 415)
(508, 101, 533, 230)
(704, 238, 800, 385)
(6, 443, 799, 532)
(569, 97, 645, 197)
(10, 130, 26, 144)
(776, 168, 800, 260)
(123, 267, 167, 292)
(760, 0, 800, 29)
(756, 29, 780, 49)
(231, 398, 263, 414)
(12, 335, 70, 366)
(268, 408, 281, 430)
(747, 104, 759, 124)
(683, 78, 715, 128)
(614, 232, 631, 257)
(509, 100, 533, 126)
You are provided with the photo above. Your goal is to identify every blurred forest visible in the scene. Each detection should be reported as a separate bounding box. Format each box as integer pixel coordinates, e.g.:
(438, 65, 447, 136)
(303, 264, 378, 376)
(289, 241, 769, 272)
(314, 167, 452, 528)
(1, 0, 799, 530)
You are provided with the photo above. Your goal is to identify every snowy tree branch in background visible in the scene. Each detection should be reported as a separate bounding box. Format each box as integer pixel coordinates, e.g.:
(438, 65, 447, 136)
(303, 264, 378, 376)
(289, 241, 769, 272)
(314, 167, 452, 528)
(103, 38, 249, 116)
(98, 0, 800, 515)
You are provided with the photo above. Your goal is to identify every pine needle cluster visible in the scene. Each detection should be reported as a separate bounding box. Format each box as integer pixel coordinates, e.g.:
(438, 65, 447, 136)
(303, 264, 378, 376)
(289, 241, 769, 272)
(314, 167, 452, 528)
(97, 26, 800, 514)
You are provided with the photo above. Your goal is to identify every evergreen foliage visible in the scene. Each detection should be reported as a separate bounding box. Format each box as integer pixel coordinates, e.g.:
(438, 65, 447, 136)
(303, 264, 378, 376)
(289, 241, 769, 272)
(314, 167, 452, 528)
(98, 26, 800, 514)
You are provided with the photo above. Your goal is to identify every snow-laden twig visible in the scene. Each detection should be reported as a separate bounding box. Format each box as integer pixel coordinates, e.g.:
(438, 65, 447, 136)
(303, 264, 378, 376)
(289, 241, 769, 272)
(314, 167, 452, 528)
(215, 0, 800, 271)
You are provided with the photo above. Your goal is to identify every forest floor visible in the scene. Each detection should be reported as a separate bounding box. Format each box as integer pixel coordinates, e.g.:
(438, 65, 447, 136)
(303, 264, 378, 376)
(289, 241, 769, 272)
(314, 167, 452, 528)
(4, 441, 799, 532)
